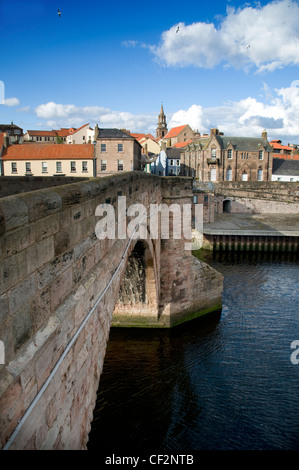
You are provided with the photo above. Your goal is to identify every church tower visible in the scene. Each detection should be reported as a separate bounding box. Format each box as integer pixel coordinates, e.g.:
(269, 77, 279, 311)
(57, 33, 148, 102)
(156, 104, 168, 140)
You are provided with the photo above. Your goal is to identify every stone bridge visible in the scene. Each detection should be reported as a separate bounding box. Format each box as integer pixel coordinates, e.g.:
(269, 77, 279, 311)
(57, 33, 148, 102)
(0, 172, 223, 450)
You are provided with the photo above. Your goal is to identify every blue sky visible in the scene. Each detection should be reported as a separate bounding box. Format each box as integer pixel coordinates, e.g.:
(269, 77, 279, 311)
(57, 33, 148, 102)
(1, 0, 299, 143)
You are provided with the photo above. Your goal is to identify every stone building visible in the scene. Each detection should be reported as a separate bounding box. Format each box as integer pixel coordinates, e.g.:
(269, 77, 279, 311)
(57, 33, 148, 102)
(180, 128, 273, 182)
(94, 126, 142, 175)
(0, 122, 23, 144)
(163, 124, 194, 147)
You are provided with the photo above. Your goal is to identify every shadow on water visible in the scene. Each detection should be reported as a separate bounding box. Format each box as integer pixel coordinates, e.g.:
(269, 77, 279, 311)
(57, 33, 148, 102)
(87, 311, 222, 453)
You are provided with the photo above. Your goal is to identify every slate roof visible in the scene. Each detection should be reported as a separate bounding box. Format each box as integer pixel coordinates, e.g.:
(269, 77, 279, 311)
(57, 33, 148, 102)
(272, 158, 299, 176)
(166, 147, 181, 159)
(97, 128, 136, 140)
(215, 135, 272, 152)
(0, 124, 23, 132)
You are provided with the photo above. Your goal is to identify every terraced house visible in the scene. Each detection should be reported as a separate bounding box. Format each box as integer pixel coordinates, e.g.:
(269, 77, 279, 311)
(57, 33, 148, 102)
(180, 128, 273, 182)
(0, 143, 94, 177)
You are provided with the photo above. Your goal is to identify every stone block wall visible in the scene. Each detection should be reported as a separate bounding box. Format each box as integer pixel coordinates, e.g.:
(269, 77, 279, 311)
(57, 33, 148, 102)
(0, 172, 162, 449)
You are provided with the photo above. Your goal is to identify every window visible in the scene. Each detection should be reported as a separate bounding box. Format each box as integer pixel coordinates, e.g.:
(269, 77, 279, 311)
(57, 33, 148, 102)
(101, 144, 106, 152)
(42, 162, 48, 173)
(118, 159, 124, 171)
(25, 162, 31, 173)
(242, 171, 248, 181)
(177, 160, 180, 166)
(257, 168, 263, 181)
(259, 150, 264, 160)
(70, 161, 76, 172)
(56, 161, 62, 173)
(82, 161, 88, 172)
(170, 159, 173, 166)
(226, 167, 232, 181)
(11, 162, 17, 173)
(227, 149, 232, 159)
(210, 168, 217, 181)
(118, 143, 123, 152)
(211, 148, 216, 158)
(101, 159, 107, 171)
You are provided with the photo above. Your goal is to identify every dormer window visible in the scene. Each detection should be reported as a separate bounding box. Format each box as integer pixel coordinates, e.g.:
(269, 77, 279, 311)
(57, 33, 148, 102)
(211, 148, 216, 158)
(259, 150, 264, 160)
(227, 149, 233, 159)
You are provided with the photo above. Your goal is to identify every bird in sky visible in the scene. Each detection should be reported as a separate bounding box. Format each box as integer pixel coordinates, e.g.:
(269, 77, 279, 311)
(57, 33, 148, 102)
(58, 9, 61, 18)
(176, 26, 180, 33)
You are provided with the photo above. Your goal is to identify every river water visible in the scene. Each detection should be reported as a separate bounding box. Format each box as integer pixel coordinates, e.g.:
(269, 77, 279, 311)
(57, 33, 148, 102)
(87, 251, 299, 451)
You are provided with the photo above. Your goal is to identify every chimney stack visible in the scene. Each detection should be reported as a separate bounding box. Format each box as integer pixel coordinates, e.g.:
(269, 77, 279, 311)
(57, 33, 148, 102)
(210, 128, 219, 136)
(262, 129, 267, 141)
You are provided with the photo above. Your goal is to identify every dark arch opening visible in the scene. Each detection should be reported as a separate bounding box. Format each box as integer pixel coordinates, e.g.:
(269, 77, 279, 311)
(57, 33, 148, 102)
(223, 199, 231, 213)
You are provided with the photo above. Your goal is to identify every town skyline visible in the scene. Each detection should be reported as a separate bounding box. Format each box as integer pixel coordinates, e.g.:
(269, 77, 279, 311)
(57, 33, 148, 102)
(1, 0, 299, 144)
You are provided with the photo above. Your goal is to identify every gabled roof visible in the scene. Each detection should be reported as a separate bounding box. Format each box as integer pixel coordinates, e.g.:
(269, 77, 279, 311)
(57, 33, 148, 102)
(214, 135, 272, 152)
(164, 125, 188, 139)
(2, 144, 94, 160)
(67, 123, 90, 135)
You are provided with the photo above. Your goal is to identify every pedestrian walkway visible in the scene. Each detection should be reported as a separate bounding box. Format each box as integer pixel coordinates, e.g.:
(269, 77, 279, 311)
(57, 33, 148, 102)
(203, 213, 299, 236)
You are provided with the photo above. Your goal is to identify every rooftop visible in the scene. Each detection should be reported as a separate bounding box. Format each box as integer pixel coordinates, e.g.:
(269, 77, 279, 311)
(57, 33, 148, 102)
(1, 143, 94, 160)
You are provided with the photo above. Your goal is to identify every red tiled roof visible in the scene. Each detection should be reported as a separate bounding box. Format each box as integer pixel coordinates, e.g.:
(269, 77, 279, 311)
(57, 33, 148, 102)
(26, 128, 77, 137)
(57, 128, 76, 137)
(27, 130, 58, 136)
(173, 140, 193, 148)
(270, 140, 293, 151)
(164, 125, 187, 139)
(274, 154, 299, 160)
(130, 133, 156, 142)
(2, 144, 94, 160)
(0, 132, 5, 148)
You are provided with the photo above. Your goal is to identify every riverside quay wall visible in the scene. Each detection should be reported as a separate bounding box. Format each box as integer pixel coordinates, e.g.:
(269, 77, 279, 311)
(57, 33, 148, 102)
(0, 172, 223, 450)
(196, 181, 299, 251)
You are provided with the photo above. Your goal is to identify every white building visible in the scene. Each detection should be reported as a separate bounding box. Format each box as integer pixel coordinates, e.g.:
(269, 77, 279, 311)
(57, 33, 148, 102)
(66, 123, 94, 144)
(151, 146, 180, 176)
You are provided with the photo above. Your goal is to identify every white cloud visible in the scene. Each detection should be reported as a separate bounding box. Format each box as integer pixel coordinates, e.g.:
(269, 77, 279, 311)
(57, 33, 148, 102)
(32, 82, 299, 143)
(167, 82, 299, 141)
(3, 97, 20, 106)
(34, 101, 156, 133)
(151, 0, 299, 73)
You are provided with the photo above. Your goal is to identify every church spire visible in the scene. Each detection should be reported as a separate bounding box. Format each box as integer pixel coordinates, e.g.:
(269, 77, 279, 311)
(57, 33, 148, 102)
(156, 103, 168, 140)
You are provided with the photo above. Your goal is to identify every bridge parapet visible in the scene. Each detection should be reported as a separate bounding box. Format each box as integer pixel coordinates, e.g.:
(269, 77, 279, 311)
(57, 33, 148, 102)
(0, 172, 223, 449)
